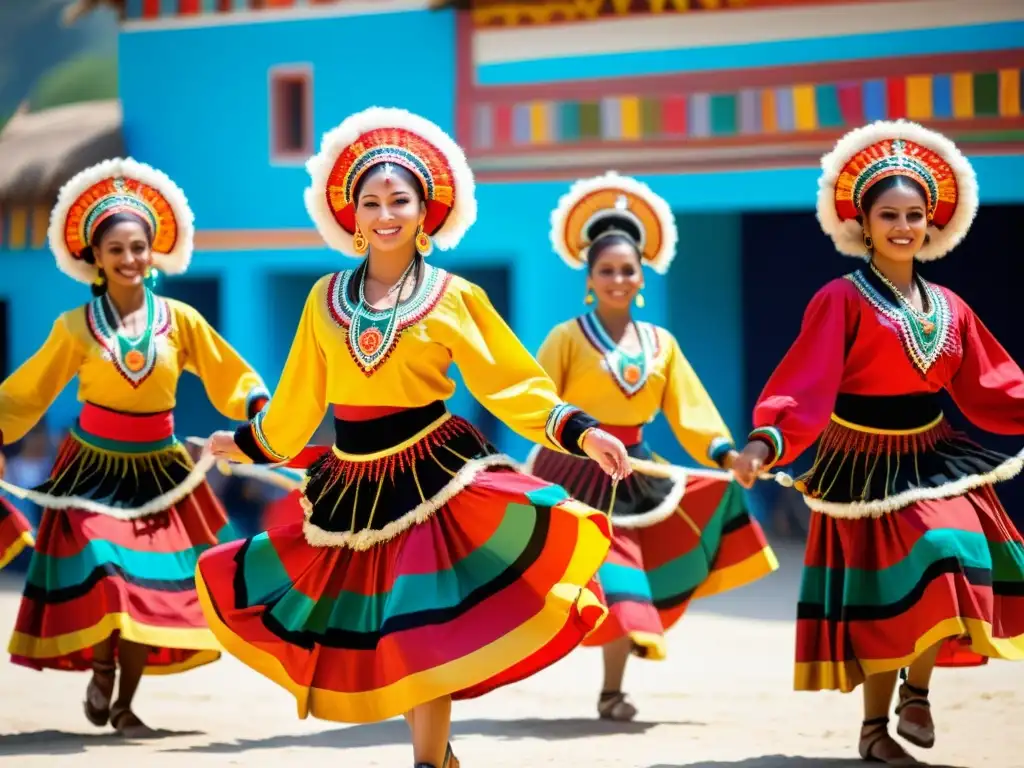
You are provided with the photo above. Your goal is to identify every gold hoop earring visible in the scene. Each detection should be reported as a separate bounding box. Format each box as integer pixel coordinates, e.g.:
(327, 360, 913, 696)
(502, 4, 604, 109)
(353, 227, 369, 255)
(863, 233, 873, 251)
(415, 226, 433, 256)
(584, 290, 594, 305)
(635, 292, 645, 309)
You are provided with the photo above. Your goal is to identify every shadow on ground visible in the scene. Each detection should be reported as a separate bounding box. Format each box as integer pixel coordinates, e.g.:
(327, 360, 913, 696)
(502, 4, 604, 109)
(650, 757, 966, 768)
(160, 716, 703, 753)
(0, 728, 204, 756)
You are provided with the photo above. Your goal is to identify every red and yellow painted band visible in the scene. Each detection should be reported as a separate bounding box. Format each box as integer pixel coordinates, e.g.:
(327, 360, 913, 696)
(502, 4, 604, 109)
(794, 616, 1024, 693)
(196, 501, 610, 723)
(0, 531, 33, 570)
(331, 412, 452, 462)
(8, 612, 221, 675)
(828, 411, 945, 436)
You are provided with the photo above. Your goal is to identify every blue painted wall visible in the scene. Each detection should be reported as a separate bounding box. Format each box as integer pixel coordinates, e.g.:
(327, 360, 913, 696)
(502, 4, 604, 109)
(3, 7, 1024, 476)
(117, 8, 457, 231)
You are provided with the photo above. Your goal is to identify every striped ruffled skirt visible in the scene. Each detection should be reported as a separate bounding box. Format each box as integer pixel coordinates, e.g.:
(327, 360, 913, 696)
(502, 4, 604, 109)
(527, 425, 777, 661)
(196, 402, 612, 723)
(793, 393, 1024, 692)
(6, 402, 230, 674)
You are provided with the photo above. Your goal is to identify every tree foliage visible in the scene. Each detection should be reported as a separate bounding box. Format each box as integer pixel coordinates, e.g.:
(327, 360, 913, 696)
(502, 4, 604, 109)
(29, 54, 117, 111)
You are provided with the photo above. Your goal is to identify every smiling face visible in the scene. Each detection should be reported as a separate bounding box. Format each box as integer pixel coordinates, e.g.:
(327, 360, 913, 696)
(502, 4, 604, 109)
(93, 217, 154, 290)
(354, 165, 426, 254)
(588, 239, 644, 311)
(863, 178, 929, 264)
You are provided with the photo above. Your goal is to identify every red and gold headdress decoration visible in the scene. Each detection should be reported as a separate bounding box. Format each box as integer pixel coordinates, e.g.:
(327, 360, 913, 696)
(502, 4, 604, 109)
(550, 171, 678, 275)
(304, 107, 477, 257)
(48, 158, 194, 285)
(817, 120, 978, 261)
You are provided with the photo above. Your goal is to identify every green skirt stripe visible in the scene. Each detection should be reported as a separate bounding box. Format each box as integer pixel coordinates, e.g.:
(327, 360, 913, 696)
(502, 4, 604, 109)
(800, 529, 1024, 608)
(245, 503, 540, 635)
(27, 539, 211, 591)
(645, 491, 739, 602)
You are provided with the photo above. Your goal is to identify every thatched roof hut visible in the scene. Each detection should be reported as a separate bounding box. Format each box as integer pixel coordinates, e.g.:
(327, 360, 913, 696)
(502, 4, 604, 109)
(0, 99, 124, 204)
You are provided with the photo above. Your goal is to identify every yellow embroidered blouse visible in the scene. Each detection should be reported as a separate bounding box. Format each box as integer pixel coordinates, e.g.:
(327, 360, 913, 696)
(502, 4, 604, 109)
(238, 266, 595, 463)
(536, 315, 735, 467)
(0, 293, 268, 446)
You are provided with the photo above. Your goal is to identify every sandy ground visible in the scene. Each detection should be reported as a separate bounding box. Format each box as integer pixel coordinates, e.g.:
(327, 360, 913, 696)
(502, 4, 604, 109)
(0, 539, 1020, 768)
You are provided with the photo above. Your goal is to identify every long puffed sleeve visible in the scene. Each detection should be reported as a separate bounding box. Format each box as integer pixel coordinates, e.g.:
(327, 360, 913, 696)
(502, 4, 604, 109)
(660, 333, 734, 468)
(948, 297, 1024, 434)
(234, 283, 328, 464)
(177, 303, 269, 421)
(0, 313, 84, 447)
(452, 283, 597, 454)
(749, 281, 852, 468)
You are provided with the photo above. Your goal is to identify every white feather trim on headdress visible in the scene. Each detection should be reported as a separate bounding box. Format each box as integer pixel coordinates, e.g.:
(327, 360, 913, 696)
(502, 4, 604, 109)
(304, 107, 477, 258)
(816, 120, 978, 262)
(549, 171, 678, 275)
(48, 157, 195, 285)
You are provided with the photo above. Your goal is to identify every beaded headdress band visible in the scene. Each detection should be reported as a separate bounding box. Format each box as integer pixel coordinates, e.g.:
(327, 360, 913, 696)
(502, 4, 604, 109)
(304, 107, 477, 258)
(817, 120, 978, 262)
(550, 171, 678, 274)
(48, 158, 194, 286)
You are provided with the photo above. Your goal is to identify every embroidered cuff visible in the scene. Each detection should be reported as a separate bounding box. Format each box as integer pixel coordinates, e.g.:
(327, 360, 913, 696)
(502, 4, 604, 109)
(748, 426, 784, 468)
(708, 436, 735, 468)
(545, 404, 598, 456)
(234, 411, 288, 465)
(245, 386, 271, 421)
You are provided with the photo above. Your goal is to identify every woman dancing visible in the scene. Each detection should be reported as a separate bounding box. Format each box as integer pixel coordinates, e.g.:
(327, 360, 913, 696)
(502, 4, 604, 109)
(527, 172, 778, 721)
(196, 107, 631, 768)
(0, 159, 270, 736)
(732, 121, 1024, 764)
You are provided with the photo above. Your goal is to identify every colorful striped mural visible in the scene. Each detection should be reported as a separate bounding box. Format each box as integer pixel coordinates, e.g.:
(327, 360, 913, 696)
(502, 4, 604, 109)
(468, 60, 1024, 153)
(469, 0, 879, 29)
(124, 0, 346, 22)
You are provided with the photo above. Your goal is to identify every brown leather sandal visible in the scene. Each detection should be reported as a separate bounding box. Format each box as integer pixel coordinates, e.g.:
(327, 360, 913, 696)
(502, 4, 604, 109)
(110, 704, 155, 738)
(598, 691, 637, 722)
(895, 682, 934, 748)
(83, 660, 116, 727)
(859, 716, 919, 765)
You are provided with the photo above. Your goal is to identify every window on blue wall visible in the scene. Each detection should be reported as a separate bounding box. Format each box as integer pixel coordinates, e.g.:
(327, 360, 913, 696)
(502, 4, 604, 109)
(270, 66, 313, 163)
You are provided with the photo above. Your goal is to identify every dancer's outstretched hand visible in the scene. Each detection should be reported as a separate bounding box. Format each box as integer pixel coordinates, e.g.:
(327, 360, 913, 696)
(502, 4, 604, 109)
(581, 429, 633, 481)
(732, 441, 771, 488)
(206, 430, 249, 464)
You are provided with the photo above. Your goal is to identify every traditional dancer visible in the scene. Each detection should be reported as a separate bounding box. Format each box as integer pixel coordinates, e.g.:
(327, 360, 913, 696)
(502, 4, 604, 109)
(0, 159, 270, 736)
(732, 120, 1024, 765)
(527, 171, 778, 721)
(196, 107, 632, 768)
